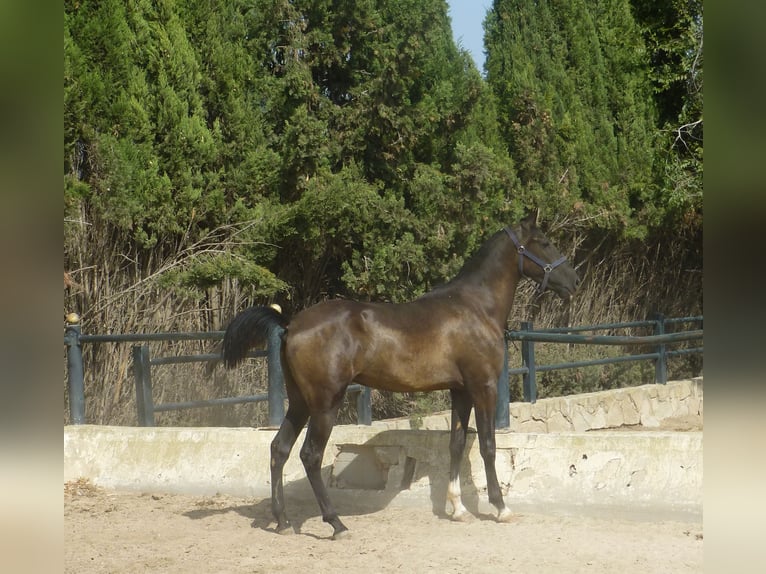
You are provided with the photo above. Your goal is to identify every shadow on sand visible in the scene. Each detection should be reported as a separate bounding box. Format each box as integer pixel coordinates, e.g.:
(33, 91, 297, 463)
(181, 429, 500, 538)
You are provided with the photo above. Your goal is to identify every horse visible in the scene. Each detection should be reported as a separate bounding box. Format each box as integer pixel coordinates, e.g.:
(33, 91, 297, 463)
(221, 210, 580, 539)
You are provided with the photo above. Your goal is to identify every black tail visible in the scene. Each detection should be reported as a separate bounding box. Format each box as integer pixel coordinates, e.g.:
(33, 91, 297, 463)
(221, 306, 288, 368)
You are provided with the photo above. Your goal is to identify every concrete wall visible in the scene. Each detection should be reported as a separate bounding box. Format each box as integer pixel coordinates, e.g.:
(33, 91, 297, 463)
(64, 379, 702, 518)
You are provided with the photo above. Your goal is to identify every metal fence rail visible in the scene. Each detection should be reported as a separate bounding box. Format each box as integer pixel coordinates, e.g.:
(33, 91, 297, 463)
(65, 313, 702, 429)
(129, 328, 287, 427)
(494, 315, 703, 423)
(133, 338, 370, 427)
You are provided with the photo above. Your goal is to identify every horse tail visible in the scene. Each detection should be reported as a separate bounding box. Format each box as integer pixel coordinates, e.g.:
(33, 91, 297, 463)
(221, 306, 288, 368)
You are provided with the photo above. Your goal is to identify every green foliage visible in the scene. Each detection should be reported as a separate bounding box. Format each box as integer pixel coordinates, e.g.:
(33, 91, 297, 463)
(630, 0, 703, 230)
(66, 0, 519, 306)
(485, 0, 659, 236)
(159, 252, 288, 298)
(65, 0, 701, 307)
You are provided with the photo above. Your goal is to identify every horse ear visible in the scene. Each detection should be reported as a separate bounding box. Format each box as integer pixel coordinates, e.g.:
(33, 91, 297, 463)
(521, 208, 539, 232)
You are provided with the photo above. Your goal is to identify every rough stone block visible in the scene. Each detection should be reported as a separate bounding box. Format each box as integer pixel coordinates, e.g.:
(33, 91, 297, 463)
(518, 419, 547, 433)
(605, 400, 624, 428)
(640, 411, 660, 427)
(546, 397, 567, 419)
(512, 402, 532, 424)
(571, 408, 592, 432)
(653, 397, 676, 420)
(588, 406, 608, 430)
(670, 381, 692, 400)
(656, 384, 671, 400)
(546, 411, 573, 432)
(620, 399, 641, 426)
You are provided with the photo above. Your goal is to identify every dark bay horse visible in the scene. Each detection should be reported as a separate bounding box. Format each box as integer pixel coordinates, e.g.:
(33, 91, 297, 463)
(222, 210, 579, 538)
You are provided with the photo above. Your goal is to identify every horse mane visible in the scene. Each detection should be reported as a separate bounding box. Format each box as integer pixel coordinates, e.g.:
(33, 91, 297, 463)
(445, 229, 508, 286)
(417, 229, 509, 299)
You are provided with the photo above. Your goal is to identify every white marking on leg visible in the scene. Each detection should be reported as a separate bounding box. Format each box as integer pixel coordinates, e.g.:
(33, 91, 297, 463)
(447, 478, 468, 521)
(497, 506, 513, 522)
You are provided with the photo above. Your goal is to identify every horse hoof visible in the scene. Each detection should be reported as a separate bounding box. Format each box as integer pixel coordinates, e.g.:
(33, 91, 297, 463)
(497, 508, 514, 523)
(450, 511, 470, 523)
(332, 528, 350, 540)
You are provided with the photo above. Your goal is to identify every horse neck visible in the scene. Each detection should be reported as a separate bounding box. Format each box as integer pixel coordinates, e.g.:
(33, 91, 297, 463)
(450, 232, 522, 327)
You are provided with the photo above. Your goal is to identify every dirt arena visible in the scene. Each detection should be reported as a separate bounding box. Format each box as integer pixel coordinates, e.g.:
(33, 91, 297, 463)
(64, 477, 702, 573)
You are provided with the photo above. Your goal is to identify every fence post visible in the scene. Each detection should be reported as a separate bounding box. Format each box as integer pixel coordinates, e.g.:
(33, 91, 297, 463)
(132, 345, 155, 426)
(521, 321, 537, 403)
(653, 312, 667, 385)
(266, 327, 286, 426)
(495, 342, 510, 428)
(64, 314, 85, 424)
(356, 386, 372, 425)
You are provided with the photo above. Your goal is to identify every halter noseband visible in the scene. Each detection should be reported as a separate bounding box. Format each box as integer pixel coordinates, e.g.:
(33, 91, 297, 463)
(504, 227, 568, 293)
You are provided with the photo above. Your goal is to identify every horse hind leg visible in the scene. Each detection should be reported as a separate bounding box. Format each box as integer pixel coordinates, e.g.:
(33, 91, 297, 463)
(270, 403, 309, 534)
(447, 389, 473, 521)
(300, 405, 349, 539)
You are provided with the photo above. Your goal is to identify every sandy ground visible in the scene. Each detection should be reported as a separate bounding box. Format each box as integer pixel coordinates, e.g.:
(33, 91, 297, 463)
(64, 477, 702, 574)
(65, 414, 703, 572)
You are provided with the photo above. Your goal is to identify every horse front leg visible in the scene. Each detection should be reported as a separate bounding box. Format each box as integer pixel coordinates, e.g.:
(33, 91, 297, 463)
(473, 389, 513, 523)
(299, 405, 349, 539)
(270, 405, 309, 533)
(447, 389, 473, 521)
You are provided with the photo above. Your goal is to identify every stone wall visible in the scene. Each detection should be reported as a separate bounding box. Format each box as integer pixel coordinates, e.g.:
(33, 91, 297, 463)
(372, 378, 703, 433)
(63, 378, 703, 518)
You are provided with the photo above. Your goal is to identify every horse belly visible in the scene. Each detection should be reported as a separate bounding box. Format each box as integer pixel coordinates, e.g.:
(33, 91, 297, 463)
(355, 348, 460, 392)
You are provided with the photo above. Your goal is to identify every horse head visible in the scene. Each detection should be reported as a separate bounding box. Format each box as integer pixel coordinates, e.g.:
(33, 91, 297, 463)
(507, 209, 580, 300)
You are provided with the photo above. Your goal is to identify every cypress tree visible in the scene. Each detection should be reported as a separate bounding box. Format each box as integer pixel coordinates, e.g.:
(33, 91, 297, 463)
(485, 0, 657, 235)
(630, 0, 702, 228)
(233, 0, 518, 303)
(65, 0, 520, 307)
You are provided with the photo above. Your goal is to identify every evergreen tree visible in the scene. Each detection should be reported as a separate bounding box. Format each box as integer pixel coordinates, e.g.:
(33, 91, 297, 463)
(65, 0, 284, 295)
(591, 0, 659, 222)
(65, 0, 519, 308)
(630, 0, 702, 228)
(65, 0, 216, 247)
(230, 0, 520, 304)
(485, 0, 657, 236)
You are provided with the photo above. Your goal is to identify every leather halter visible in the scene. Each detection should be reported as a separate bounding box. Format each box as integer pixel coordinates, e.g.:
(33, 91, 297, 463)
(504, 227, 568, 293)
